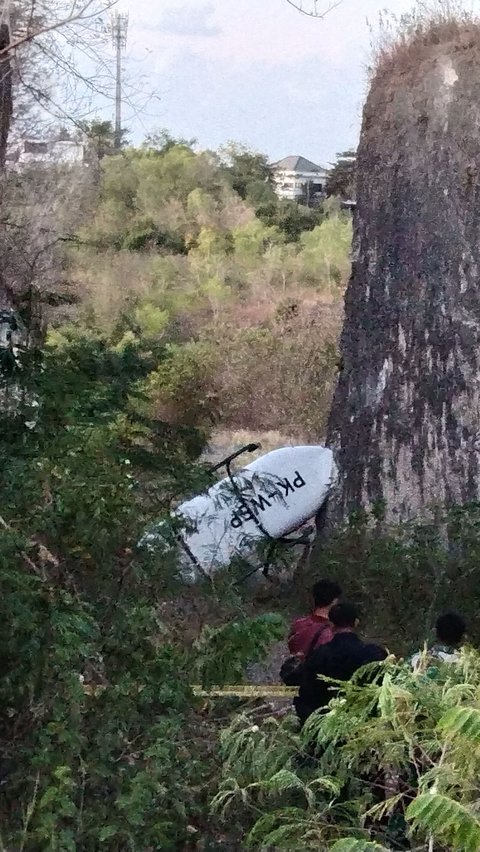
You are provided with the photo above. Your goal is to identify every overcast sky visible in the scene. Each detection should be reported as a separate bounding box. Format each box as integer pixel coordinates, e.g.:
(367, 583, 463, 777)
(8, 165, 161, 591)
(109, 0, 418, 164)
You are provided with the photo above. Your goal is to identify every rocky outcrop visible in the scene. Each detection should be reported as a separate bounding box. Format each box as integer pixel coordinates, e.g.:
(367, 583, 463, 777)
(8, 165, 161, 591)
(326, 23, 480, 522)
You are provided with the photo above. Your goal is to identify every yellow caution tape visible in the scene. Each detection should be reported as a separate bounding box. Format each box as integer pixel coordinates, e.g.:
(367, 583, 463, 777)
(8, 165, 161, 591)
(81, 683, 297, 699)
(192, 684, 298, 698)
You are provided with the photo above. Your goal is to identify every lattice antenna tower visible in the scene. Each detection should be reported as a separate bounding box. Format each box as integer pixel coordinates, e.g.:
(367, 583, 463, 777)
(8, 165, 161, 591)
(111, 11, 128, 149)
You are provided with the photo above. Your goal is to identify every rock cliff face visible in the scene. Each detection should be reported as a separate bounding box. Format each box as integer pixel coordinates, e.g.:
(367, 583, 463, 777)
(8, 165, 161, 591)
(326, 24, 480, 523)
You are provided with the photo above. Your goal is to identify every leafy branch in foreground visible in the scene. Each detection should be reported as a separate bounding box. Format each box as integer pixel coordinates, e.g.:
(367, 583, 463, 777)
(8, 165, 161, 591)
(0, 329, 214, 849)
(213, 649, 480, 849)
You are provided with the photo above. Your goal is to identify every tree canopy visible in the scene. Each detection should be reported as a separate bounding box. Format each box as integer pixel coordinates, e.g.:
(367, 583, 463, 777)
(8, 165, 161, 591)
(326, 149, 357, 200)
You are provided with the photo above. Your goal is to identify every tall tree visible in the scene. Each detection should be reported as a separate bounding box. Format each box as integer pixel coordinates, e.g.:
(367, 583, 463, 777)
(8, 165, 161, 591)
(0, 21, 12, 170)
(326, 149, 356, 200)
(81, 119, 128, 162)
(0, 0, 113, 361)
(219, 142, 274, 202)
(322, 15, 480, 526)
(143, 129, 197, 155)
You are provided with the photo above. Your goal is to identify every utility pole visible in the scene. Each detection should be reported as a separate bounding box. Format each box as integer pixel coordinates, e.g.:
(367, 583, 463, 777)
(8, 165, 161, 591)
(111, 11, 128, 150)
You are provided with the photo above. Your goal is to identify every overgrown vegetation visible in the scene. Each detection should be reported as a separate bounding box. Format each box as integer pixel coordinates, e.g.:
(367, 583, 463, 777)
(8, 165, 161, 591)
(5, 9, 480, 840)
(66, 134, 350, 437)
(213, 647, 480, 850)
(5, 337, 480, 850)
(371, 0, 480, 76)
(0, 327, 290, 848)
(0, 129, 353, 846)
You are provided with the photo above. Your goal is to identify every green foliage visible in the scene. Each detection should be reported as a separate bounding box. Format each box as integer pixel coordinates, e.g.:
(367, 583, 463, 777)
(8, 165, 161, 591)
(134, 302, 170, 339)
(326, 149, 357, 200)
(122, 219, 186, 254)
(0, 329, 218, 848)
(145, 340, 219, 428)
(213, 648, 480, 849)
(0, 129, 354, 844)
(256, 199, 324, 242)
(10, 119, 480, 850)
(439, 705, 480, 741)
(213, 710, 353, 848)
(1, 318, 303, 847)
(232, 218, 284, 256)
(193, 614, 286, 688)
(219, 142, 275, 202)
(142, 128, 198, 154)
(69, 134, 352, 437)
(300, 213, 352, 289)
(81, 119, 128, 160)
(407, 794, 480, 852)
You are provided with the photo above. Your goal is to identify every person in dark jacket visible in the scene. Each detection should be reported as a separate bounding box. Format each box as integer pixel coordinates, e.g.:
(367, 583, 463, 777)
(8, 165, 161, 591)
(295, 602, 387, 726)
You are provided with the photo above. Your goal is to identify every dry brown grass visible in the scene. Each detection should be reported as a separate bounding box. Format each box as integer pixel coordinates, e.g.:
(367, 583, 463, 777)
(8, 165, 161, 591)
(213, 298, 342, 439)
(202, 429, 299, 469)
(370, 0, 480, 80)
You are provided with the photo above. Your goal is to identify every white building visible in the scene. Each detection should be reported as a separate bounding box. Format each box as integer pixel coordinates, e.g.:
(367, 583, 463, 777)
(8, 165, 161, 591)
(6, 138, 86, 169)
(270, 155, 329, 203)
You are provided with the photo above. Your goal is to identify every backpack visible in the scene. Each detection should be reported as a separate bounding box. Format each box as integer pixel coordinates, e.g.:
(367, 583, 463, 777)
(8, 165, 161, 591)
(280, 623, 330, 686)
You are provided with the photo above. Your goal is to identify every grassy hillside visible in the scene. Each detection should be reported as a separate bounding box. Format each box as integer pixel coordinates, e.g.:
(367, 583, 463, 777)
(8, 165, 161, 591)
(63, 138, 351, 440)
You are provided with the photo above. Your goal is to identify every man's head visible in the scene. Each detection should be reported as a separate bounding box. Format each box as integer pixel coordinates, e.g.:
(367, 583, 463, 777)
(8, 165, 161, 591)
(329, 602, 359, 630)
(436, 612, 466, 647)
(312, 579, 342, 613)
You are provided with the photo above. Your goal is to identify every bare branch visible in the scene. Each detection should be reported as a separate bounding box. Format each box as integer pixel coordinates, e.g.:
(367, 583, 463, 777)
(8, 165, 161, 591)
(284, 0, 343, 18)
(0, 0, 117, 57)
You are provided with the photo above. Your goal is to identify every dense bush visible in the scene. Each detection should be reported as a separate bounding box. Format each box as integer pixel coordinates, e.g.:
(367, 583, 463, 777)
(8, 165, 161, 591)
(214, 648, 480, 850)
(4, 327, 480, 850)
(306, 505, 480, 653)
(0, 333, 288, 849)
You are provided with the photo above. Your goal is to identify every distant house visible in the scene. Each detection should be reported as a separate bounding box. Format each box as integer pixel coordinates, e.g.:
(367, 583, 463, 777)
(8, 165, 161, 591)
(6, 137, 86, 169)
(270, 155, 329, 203)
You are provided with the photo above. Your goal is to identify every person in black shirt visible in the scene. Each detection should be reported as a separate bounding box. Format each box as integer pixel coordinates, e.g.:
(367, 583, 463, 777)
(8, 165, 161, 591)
(295, 602, 387, 726)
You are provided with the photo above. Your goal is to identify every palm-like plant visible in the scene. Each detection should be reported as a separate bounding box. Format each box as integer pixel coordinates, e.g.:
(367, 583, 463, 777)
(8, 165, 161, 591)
(213, 650, 480, 850)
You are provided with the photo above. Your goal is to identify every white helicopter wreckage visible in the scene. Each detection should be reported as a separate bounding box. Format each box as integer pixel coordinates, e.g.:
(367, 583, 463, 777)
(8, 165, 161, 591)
(140, 443, 337, 583)
(0, 310, 337, 581)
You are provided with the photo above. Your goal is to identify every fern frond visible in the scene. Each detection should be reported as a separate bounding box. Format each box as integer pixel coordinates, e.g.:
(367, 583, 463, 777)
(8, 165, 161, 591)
(210, 780, 239, 819)
(265, 769, 313, 806)
(438, 706, 480, 742)
(365, 792, 406, 823)
(377, 672, 413, 722)
(407, 792, 480, 852)
(247, 807, 312, 848)
(329, 840, 389, 852)
(310, 775, 343, 797)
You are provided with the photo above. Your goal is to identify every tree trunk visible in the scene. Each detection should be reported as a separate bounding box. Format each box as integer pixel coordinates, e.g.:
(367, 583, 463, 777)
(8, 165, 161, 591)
(0, 21, 12, 171)
(0, 18, 12, 315)
(324, 24, 480, 525)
